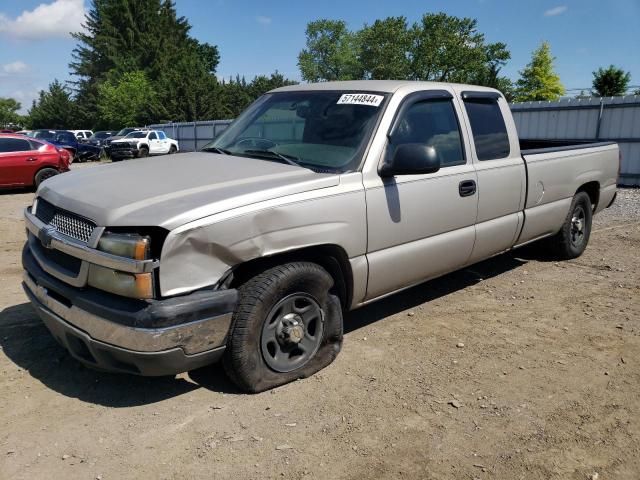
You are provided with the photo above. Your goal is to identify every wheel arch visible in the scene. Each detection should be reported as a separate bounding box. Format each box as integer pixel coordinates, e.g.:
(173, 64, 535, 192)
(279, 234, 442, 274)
(228, 244, 353, 310)
(576, 181, 600, 211)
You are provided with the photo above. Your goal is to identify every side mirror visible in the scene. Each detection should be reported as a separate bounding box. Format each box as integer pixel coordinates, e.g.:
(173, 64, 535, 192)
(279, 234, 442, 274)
(379, 144, 440, 177)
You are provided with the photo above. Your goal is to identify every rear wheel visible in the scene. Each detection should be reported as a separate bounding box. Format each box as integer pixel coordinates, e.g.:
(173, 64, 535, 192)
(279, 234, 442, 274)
(34, 168, 58, 188)
(549, 191, 593, 259)
(223, 262, 343, 393)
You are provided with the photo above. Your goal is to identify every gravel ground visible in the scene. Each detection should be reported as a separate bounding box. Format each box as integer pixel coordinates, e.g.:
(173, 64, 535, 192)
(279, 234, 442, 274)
(1, 170, 639, 480)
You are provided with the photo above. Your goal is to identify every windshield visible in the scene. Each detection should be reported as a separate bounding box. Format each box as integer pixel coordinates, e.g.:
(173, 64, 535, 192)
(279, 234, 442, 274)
(202, 91, 388, 172)
(92, 131, 112, 139)
(116, 128, 135, 136)
(125, 131, 147, 139)
(34, 130, 56, 140)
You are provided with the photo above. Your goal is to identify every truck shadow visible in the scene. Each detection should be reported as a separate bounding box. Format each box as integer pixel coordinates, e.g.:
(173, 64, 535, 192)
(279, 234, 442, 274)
(0, 252, 527, 405)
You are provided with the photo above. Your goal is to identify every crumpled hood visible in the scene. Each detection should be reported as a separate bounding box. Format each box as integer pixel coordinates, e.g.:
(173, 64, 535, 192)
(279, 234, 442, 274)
(37, 152, 339, 230)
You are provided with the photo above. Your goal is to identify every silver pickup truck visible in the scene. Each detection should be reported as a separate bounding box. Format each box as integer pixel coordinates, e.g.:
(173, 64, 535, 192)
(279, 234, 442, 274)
(22, 80, 618, 392)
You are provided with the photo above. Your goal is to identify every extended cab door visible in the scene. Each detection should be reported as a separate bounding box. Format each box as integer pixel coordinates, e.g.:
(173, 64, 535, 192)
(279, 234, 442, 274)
(458, 92, 526, 264)
(364, 90, 478, 301)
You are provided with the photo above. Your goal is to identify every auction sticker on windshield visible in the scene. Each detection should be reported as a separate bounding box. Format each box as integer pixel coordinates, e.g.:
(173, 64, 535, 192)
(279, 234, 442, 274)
(337, 93, 384, 107)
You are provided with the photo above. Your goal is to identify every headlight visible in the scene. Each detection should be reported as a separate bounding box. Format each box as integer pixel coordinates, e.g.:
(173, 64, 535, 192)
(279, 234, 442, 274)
(98, 232, 150, 260)
(88, 265, 154, 299)
(88, 232, 154, 298)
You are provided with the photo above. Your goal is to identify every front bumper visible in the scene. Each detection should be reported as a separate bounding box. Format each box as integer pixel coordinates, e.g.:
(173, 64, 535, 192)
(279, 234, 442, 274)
(22, 245, 238, 376)
(109, 146, 138, 159)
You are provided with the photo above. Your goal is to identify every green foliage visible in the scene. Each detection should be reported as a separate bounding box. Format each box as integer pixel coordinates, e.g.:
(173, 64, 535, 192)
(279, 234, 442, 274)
(298, 13, 513, 93)
(219, 72, 297, 118)
(514, 42, 565, 102)
(592, 65, 631, 97)
(28, 81, 79, 129)
(70, 0, 221, 125)
(0, 98, 22, 127)
(358, 17, 411, 80)
(97, 71, 155, 128)
(298, 20, 363, 81)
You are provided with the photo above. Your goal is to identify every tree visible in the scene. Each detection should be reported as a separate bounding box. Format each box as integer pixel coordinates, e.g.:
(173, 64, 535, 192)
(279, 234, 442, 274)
(358, 17, 411, 79)
(515, 41, 565, 102)
(0, 98, 22, 127)
(97, 71, 156, 128)
(592, 65, 631, 97)
(70, 0, 221, 125)
(28, 81, 79, 129)
(298, 20, 362, 82)
(409, 13, 490, 83)
(470, 42, 514, 100)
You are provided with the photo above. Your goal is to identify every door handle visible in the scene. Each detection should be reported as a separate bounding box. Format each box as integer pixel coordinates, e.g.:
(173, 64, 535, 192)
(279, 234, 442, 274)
(459, 180, 476, 197)
(26, 157, 37, 162)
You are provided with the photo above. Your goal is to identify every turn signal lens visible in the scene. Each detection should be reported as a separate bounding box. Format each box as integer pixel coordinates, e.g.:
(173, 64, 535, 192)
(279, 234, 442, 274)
(88, 265, 154, 299)
(98, 232, 150, 260)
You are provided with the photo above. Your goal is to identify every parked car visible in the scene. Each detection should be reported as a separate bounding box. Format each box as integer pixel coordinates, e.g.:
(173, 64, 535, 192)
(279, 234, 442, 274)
(33, 130, 102, 162)
(22, 80, 618, 392)
(1, 129, 15, 133)
(103, 127, 142, 156)
(14, 130, 34, 136)
(85, 130, 115, 148)
(70, 130, 94, 142)
(109, 129, 179, 160)
(0, 133, 70, 189)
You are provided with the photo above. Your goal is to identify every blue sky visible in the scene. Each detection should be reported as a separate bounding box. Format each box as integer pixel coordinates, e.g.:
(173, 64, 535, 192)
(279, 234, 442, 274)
(1, 0, 638, 113)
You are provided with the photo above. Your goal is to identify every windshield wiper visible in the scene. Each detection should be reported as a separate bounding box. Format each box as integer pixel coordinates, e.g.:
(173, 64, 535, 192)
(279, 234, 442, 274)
(242, 149, 303, 168)
(201, 146, 232, 155)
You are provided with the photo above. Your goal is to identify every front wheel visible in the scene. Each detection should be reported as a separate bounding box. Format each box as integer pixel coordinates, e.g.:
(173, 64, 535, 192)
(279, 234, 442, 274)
(549, 191, 593, 259)
(138, 146, 149, 158)
(168, 145, 177, 154)
(223, 262, 343, 393)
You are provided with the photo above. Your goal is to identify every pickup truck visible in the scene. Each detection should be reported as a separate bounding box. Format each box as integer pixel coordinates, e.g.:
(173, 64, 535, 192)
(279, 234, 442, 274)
(22, 80, 618, 393)
(109, 129, 179, 160)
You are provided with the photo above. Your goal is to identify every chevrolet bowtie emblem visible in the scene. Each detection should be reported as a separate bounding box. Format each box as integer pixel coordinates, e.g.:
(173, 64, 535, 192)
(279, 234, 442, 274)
(38, 225, 57, 249)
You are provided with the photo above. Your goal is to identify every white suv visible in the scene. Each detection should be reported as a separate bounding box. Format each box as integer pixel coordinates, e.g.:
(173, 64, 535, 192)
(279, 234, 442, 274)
(109, 130, 179, 161)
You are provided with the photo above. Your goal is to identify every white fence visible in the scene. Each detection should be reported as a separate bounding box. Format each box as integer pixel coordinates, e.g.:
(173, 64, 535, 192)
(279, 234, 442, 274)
(511, 96, 640, 186)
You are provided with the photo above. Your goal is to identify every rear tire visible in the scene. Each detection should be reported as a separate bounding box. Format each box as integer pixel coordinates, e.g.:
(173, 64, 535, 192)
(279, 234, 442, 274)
(34, 168, 58, 188)
(549, 191, 593, 259)
(223, 262, 343, 393)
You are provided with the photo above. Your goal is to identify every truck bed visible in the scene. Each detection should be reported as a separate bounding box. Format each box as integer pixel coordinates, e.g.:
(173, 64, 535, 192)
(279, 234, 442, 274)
(520, 138, 617, 155)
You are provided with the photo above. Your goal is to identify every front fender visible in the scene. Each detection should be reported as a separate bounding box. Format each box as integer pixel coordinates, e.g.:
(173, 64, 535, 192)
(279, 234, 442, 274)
(158, 186, 366, 297)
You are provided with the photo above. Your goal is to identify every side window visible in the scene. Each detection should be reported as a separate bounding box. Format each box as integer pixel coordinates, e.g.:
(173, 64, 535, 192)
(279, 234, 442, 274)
(28, 140, 44, 151)
(390, 99, 465, 167)
(463, 97, 510, 160)
(0, 138, 31, 153)
(158, 131, 166, 140)
(148, 132, 157, 140)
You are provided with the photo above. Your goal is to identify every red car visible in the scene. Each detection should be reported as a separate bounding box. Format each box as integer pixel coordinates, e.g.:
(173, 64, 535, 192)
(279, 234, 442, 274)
(0, 134, 70, 189)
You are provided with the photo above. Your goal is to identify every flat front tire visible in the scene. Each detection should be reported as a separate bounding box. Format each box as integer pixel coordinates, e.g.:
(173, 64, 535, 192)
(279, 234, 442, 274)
(223, 262, 343, 393)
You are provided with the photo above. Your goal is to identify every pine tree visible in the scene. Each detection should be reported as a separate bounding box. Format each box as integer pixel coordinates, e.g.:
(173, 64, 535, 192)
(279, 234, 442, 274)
(28, 81, 79, 129)
(592, 65, 631, 97)
(515, 41, 565, 102)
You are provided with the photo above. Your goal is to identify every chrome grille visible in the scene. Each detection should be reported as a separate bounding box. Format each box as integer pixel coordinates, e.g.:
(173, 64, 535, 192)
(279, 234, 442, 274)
(35, 198, 96, 244)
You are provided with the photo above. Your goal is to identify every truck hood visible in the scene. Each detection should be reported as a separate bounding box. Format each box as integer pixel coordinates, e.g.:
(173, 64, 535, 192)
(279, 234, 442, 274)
(37, 152, 340, 230)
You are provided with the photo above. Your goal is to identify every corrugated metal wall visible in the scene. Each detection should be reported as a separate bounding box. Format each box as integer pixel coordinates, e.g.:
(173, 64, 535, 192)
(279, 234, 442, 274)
(511, 96, 640, 186)
(148, 120, 233, 152)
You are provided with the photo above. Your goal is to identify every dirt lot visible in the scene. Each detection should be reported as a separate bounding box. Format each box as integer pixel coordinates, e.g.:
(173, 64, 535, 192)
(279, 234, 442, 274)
(1, 169, 639, 480)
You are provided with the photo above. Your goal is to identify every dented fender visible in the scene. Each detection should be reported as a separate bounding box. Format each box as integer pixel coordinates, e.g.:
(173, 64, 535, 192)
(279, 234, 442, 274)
(158, 174, 367, 297)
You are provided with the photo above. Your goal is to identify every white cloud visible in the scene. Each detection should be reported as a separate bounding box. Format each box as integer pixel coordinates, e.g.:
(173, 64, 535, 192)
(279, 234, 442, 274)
(2, 61, 28, 74)
(544, 6, 568, 16)
(0, 0, 86, 40)
(256, 15, 272, 25)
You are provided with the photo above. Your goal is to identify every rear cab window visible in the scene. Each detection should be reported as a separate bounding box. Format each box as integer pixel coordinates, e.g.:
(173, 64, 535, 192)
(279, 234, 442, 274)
(462, 92, 510, 160)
